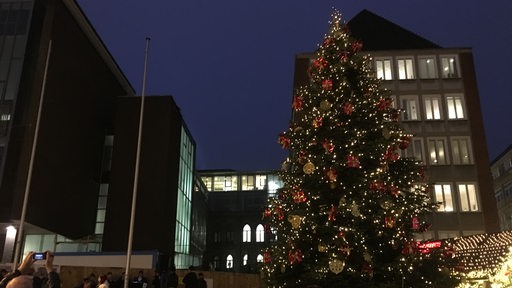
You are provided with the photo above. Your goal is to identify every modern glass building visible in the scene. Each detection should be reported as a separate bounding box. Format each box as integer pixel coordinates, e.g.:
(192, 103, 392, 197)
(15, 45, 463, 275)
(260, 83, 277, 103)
(0, 0, 33, 187)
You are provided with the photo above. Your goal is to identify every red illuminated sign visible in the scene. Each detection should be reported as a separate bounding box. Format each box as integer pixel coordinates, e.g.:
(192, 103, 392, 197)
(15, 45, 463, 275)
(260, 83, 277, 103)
(417, 240, 442, 253)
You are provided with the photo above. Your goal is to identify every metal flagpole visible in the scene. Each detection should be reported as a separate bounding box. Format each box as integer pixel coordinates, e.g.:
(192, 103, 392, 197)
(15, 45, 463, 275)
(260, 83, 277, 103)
(12, 40, 53, 270)
(124, 37, 150, 288)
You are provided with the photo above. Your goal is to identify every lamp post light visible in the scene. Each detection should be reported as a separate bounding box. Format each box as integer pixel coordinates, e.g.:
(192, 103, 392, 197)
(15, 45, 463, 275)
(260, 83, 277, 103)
(2, 226, 17, 263)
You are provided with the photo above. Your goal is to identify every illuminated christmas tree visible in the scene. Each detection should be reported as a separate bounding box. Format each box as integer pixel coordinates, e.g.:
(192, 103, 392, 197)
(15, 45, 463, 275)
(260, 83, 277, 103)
(261, 10, 459, 288)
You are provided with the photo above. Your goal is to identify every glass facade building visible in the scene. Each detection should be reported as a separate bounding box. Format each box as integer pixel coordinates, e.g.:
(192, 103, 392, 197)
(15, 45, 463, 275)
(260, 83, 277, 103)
(0, 0, 33, 182)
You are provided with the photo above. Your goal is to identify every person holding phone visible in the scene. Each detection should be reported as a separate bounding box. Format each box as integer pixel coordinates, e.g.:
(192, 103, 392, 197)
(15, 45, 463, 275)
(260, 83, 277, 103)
(0, 251, 60, 288)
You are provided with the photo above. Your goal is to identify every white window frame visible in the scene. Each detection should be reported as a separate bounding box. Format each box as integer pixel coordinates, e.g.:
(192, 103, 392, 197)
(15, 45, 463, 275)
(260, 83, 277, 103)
(457, 183, 480, 212)
(433, 183, 455, 212)
(226, 255, 233, 269)
(0, 114, 10, 121)
(399, 95, 420, 121)
(256, 254, 264, 263)
(242, 224, 251, 242)
(423, 94, 442, 120)
(418, 56, 437, 79)
(428, 137, 449, 165)
(397, 57, 415, 80)
(450, 136, 473, 165)
(256, 224, 264, 242)
(445, 93, 465, 119)
(384, 95, 397, 123)
(375, 58, 393, 80)
(255, 175, 267, 190)
(241, 175, 255, 191)
(399, 137, 424, 163)
(440, 55, 459, 78)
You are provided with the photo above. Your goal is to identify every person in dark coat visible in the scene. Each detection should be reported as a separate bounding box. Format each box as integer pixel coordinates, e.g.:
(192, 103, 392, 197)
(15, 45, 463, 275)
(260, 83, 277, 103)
(167, 268, 178, 288)
(182, 266, 197, 288)
(197, 273, 207, 288)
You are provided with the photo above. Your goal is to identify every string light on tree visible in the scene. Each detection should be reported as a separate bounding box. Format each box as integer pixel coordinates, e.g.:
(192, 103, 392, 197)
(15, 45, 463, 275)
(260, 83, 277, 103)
(262, 8, 459, 288)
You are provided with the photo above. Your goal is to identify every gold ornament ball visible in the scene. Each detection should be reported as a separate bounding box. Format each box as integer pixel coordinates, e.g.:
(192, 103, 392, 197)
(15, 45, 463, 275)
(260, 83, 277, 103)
(303, 162, 315, 174)
(320, 100, 332, 111)
(380, 200, 392, 210)
(329, 259, 345, 274)
(288, 215, 302, 229)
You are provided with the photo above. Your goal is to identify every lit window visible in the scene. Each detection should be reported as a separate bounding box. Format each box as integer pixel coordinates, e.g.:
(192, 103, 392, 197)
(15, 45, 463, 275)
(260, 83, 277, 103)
(399, 137, 424, 163)
(1, 114, 10, 121)
(399, 95, 419, 120)
(256, 224, 264, 242)
(255, 175, 267, 190)
(382, 96, 397, 122)
(213, 177, 224, 191)
(226, 255, 233, 269)
(434, 184, 454, 212)
(224, 176, 236, 189)
(256, 254, 263, 263)
(440, 56, 459, 78)
(458, 183, 479, 211)
(418, 57, 437, 79)
(243, 254, 248, 266)
(242, 224, 251, 242)
(451, 137, 473, 165)
(446, 94, 465, 119)
(241, 175, 255, 190)
(213, 176, 238, 191)
(375, 58, 393, 80)
(428, 138, 448, 165)
(201, 177, 213, 191)
(271, 228, 277, 242)
(424, 95, 442, 120)
(397, 58, 415, 79)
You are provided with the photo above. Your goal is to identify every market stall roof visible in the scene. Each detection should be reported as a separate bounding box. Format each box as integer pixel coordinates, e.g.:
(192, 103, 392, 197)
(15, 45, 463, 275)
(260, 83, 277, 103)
(454, 231, 512, 281)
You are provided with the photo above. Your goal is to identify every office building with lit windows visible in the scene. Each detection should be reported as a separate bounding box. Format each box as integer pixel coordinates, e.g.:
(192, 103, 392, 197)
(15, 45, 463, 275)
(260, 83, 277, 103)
(198, 170, 282, 272)
(491, 145, 512, 231)
(0, 0, 206, 270)
(292, 10, 500, 240)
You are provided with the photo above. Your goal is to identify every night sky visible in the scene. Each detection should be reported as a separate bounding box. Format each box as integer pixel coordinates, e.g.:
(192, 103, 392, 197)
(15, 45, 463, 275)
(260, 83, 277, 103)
(76, 0, 512, 171)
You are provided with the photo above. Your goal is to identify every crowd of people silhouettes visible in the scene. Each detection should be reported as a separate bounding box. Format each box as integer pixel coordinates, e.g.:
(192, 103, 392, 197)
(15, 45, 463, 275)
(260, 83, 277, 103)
(0, 253, 209, 288)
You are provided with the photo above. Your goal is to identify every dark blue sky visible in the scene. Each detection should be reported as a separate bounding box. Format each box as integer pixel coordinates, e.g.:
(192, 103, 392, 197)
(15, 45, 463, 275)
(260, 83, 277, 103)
(77, 0, 512, 171)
